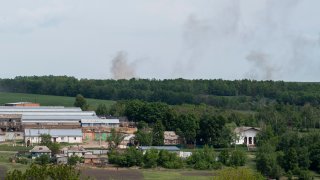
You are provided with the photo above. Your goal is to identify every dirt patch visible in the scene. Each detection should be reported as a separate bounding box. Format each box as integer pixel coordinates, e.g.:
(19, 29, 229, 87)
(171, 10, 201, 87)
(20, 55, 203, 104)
(0, 165, 6, 180)
(181, 171, 215, 177)
(81, 168, 143, 180)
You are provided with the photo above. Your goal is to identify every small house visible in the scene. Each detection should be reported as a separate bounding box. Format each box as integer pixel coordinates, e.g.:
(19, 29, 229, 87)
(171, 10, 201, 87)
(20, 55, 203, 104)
(84, 154, 100, 165)
(62, 146, 87, 157)
(30, 146, 51, 159)
(234, 127, 261, 146)
(164, 131, 180, 145)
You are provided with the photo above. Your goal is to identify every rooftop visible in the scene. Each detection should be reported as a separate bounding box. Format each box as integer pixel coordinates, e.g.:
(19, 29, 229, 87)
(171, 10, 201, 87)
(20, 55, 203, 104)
(234, 127, 261, 133)
(138, 146, 180, 151)
(81, 119, 119, 124)
(30, 146, 51, 153)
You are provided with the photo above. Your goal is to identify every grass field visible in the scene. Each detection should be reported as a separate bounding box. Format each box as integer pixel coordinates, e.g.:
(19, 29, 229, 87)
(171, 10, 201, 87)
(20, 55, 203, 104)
(0, 92, 115, 110)
(143, 169, 215, 180)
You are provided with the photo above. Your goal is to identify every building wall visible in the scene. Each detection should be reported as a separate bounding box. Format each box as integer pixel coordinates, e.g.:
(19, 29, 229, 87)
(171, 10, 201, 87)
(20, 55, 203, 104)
(25, 136, 82, 144)
(5, 132, 24, 141)
(236, 129, 259, 145)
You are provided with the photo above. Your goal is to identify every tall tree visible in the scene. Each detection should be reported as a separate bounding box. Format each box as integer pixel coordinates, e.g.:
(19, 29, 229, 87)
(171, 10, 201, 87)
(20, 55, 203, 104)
(96, 104, 108, 116)
(74, 94, 89, 111)
(106, 128, 125, 149)
(152, 120, 164, 146)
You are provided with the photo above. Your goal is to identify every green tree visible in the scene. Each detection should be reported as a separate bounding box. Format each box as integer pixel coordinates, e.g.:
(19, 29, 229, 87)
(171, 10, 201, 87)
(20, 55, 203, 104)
(96, 104, 108, 116)
(106, 128, 125, 149)
(40, 134, 52, 146)
(152, 120, 164, 146)
(74, 94, 89, 111)
(216, 167, 264, 180)
(143, 149, 159, 168)
(218, 149, 230, 166)
(135, 130, 152, 146)
(68, 155, 82, 166)
(35, 154, 51, 165)
(5, 164, 81, 180)
(229, 149, 246, 167)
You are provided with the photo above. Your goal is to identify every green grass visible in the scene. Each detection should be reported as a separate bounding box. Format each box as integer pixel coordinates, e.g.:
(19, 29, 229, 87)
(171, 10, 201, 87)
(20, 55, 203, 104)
(0, 144, 33, 152)
(143, 169, 215, 180)
(0, 92, 115, 110)
(0, 151, 29, 173)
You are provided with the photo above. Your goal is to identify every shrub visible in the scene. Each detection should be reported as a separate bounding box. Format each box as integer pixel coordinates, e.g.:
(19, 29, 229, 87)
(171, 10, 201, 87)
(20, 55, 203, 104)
(229, 149, 246, 167)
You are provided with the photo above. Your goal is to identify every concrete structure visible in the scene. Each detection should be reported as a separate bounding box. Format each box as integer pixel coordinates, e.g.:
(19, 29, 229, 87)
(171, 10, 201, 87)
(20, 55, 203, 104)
(24, 129, 83, 145)
(0, 130, 5, 142)
(0, 114, 22, 132)
(62, 146, 87, 157)
(119, 134, 135, 149)
(56, 154, 68, 164)
(30, 146, 51, 159)
(164, 131, 180, 145)
(234, 127, 261, 146)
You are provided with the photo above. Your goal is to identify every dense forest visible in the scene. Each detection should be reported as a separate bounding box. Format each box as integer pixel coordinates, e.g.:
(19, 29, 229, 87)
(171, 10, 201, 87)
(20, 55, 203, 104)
(1, 76, 320, 110)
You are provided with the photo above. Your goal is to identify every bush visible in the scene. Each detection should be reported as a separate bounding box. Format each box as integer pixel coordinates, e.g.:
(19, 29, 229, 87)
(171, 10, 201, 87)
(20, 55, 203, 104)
(35, 155, 51, 165)
(218, 149, 230, 165)
(229, 149, 246, 167)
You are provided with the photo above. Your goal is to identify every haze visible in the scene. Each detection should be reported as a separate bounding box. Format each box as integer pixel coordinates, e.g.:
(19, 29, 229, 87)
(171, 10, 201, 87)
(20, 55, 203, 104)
(1, 0, 320, 81)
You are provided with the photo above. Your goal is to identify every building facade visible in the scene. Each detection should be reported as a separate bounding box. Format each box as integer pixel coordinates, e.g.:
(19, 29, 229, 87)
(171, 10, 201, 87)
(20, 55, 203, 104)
(234, 127, 261, 146)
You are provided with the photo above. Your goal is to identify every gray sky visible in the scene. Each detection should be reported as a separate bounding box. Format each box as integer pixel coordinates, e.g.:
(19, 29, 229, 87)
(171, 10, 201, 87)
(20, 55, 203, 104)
(1, 0, 320, 81)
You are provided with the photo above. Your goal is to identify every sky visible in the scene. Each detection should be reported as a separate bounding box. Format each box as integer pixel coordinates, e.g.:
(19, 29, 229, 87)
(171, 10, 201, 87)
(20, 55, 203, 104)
(1, 0, 320, 81)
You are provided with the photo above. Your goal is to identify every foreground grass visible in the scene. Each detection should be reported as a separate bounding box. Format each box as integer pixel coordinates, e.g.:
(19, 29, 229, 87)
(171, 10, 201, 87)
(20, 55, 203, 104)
(0, 151, 28, 174)
(0, 92, 115, 110)
(143, 169, 215, 180)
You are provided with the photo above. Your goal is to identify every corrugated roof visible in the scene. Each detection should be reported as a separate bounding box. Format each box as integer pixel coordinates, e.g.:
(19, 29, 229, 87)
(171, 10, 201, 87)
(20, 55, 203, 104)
(22, 115, 99, 120)
(0, 112, 96, 116)
(0, 106, 82, 112)
(30, 146, 51, 153)
(81, 119, 119, 124)
(139, 146, 180, 151)
(25, 129, 82, 137)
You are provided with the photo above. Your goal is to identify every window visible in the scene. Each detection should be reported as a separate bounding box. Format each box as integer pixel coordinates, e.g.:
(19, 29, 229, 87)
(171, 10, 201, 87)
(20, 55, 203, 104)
(74, 137, 77, 140)
(61, 137, 64, 141)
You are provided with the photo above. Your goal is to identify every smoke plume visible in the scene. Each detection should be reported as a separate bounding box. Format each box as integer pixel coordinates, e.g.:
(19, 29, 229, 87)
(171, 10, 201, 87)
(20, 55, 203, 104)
(175, 0, 320, 81)
(111, 51, 136, 80)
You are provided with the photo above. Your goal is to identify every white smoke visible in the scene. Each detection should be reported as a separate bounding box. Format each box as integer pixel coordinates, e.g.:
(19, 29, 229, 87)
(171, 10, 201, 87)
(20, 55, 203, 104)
(111, 51, 136, 80)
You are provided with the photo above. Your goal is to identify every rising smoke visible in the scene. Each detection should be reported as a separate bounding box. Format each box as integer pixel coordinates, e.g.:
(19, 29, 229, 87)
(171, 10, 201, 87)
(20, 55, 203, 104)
(111, 51, 136, 80)
(176, 0, 320, 81)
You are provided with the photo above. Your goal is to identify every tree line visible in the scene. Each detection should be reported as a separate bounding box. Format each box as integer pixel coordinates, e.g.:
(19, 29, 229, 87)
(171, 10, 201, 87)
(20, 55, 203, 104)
(2, 76, 320, 109)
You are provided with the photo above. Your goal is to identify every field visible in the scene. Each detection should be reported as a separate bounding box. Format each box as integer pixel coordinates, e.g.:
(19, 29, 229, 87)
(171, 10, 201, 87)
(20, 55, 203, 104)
(0, 151, 29, 179)
(0, 92, 115, 110)
(81, 168, 215, 180)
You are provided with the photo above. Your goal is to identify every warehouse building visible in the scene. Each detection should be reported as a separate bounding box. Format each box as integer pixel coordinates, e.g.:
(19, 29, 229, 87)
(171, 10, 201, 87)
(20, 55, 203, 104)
(24, 129, 83, 145)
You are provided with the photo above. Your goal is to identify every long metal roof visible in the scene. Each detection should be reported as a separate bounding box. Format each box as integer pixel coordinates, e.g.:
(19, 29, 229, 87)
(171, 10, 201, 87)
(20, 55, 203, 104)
(22, 115, 99, 122)
(25, 129, 82, 137)
(0, 112, 96, 116)
(0, 106, 82, 112)
(81, 119, 119, 124)
(138, 146, 180, 151)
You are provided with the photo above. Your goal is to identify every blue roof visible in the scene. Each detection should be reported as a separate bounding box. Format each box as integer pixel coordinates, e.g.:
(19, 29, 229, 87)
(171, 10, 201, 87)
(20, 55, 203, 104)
(138, 146, 180, 151)
(25, 129, 82, 137)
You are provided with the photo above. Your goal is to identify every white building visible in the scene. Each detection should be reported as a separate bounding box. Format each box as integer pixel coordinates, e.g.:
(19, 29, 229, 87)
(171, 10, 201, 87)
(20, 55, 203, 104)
(24, 129, 83, 145)
(234, 127, 261, 146)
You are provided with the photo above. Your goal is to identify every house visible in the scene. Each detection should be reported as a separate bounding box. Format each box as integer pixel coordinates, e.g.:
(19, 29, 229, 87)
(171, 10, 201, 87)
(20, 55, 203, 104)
(234, 127, 261, 146)
(30, 146, 51, 159)
(138, 146, 180, 154)
(84, 154, 100, 165)
(62, 146, 88, 157)
(24, 129, 83, 145)
(164, 131, 180, 145)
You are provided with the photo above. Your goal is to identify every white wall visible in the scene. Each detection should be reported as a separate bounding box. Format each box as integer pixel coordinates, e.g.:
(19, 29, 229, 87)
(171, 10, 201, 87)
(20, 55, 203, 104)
(25, 136, 82, 144)
(236, 129, 259, 145)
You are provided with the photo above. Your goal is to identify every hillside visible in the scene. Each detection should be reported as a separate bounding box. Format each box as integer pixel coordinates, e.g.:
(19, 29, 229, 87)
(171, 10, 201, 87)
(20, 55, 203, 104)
(0, 92, 115, 110)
